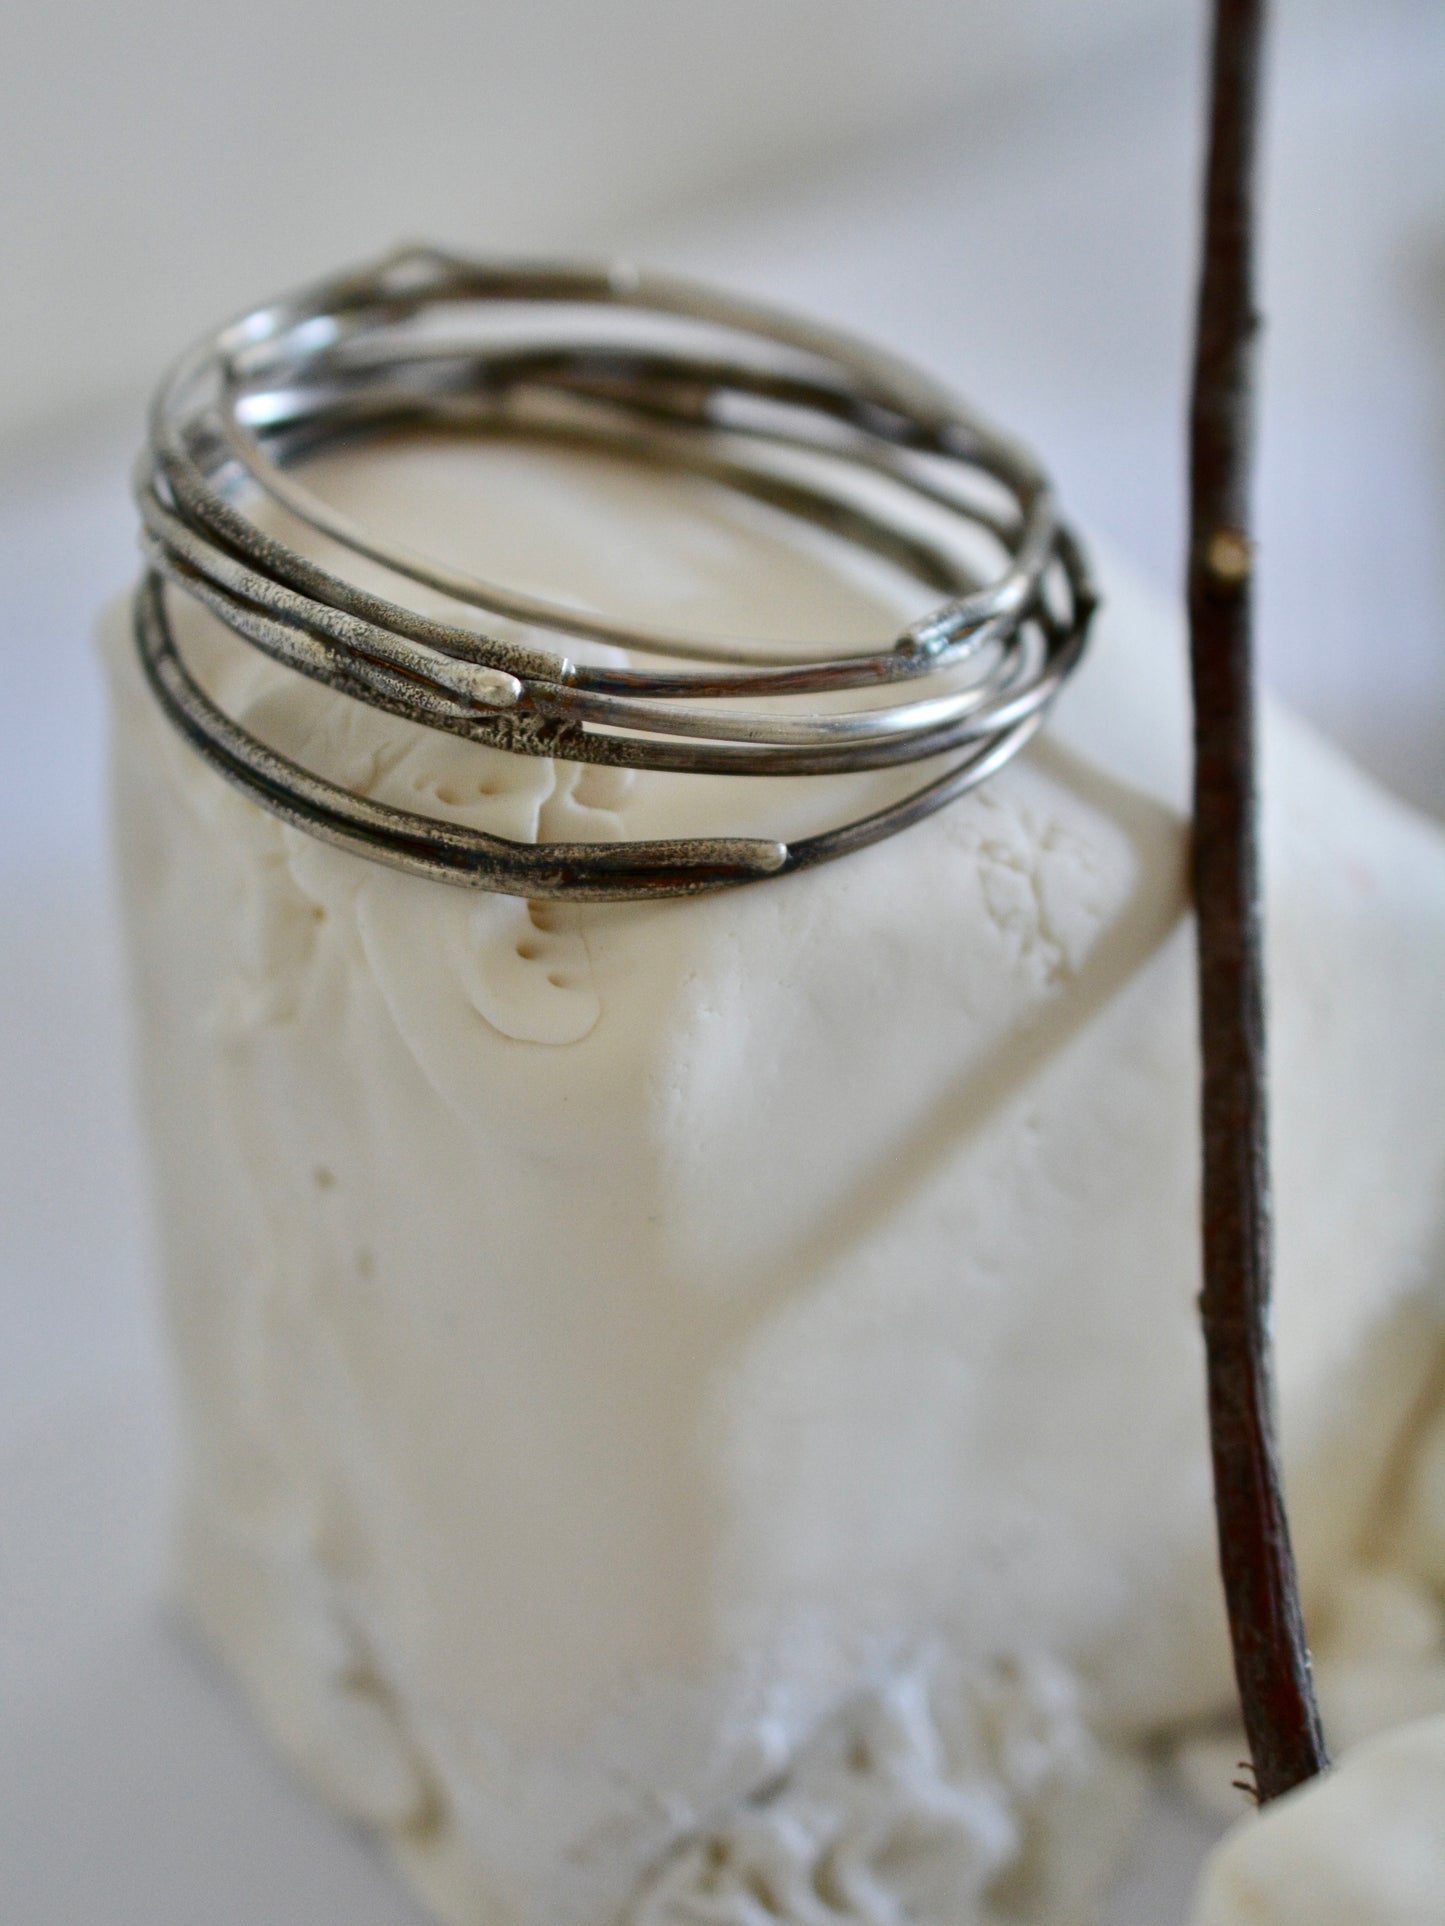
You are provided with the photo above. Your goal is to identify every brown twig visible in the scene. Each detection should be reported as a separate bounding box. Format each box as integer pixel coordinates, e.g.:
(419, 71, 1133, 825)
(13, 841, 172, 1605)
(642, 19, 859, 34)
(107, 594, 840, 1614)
(1187, 0, 1329, 1801)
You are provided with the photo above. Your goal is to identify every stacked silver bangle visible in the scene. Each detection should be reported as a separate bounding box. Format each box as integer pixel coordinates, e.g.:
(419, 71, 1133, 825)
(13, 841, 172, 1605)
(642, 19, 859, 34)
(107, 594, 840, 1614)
(135, 246, 1095, 901)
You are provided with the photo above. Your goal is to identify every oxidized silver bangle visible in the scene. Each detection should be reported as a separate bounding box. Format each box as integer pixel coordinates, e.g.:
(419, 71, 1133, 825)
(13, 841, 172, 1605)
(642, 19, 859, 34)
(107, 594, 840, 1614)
(134, 245, 1095, 901)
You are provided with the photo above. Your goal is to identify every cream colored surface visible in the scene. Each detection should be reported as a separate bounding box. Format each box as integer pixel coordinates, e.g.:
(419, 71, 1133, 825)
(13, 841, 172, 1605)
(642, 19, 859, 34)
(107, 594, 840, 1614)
(1190, 1716, 1445, 1925)
(1174, 1375, 1445, 1823)
(102, 434, 1445, 1925)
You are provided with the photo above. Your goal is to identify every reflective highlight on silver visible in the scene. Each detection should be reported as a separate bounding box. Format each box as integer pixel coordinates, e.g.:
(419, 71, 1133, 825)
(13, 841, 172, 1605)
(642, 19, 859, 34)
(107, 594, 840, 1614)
(134, 246, 1095, 900)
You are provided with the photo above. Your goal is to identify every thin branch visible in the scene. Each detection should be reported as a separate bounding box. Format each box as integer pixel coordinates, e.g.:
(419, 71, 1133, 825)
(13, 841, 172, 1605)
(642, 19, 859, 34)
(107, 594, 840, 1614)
(1187, 0, 1329, 1802)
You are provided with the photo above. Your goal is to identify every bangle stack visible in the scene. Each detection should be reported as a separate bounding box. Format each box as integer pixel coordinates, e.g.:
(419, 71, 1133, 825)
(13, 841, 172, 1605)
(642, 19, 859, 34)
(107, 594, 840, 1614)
(134, 246, 1094, 901)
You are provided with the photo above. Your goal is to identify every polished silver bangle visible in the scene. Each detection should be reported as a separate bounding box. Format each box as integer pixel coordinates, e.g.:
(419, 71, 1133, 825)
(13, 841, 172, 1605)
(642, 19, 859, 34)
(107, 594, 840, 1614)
(133, 245, 1095, 900)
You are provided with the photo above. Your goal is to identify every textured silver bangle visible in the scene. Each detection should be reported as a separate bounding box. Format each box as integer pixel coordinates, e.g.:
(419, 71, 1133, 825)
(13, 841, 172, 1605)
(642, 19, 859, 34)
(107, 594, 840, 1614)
(134, 246, 1095, 900)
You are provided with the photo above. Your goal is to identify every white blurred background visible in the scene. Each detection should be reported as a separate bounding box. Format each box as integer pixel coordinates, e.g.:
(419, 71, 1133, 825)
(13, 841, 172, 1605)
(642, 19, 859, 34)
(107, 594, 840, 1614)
(1, 0, 1190, 440)
(1, 0, 1441, 1919)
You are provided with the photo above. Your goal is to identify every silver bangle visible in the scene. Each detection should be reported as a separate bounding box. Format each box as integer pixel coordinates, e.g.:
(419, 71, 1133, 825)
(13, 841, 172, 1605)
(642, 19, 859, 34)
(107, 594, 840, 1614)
(134, 245, 1095, 900)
